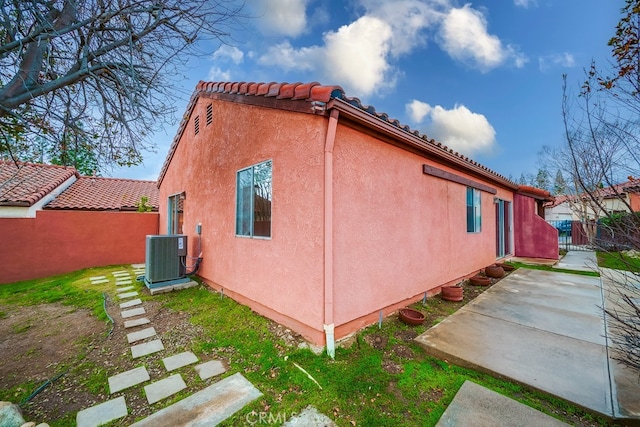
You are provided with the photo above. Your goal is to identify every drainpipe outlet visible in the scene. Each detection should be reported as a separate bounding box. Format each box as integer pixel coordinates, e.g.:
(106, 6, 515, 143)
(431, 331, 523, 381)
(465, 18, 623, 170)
(324, 323, 335, 359)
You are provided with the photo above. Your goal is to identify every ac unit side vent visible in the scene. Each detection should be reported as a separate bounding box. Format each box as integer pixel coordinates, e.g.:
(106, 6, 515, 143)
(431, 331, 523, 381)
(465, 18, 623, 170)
(145, 235, 187, 284)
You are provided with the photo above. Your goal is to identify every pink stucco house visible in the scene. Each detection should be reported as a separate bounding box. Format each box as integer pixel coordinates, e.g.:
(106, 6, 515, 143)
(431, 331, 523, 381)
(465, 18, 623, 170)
(157, 81, 557, 354)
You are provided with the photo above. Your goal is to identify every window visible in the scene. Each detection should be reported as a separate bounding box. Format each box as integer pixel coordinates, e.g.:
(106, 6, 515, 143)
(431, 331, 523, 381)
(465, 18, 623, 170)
(466, 187, 481, 232)
(206, 103, 213, 126)
(194, 115, 200, 135)
(236, 160, 272, 238)
(168, 192, 185, 234)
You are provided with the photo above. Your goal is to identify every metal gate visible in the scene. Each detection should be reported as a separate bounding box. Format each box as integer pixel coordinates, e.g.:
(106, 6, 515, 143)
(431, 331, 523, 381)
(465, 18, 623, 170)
(547, 220, 592, 251)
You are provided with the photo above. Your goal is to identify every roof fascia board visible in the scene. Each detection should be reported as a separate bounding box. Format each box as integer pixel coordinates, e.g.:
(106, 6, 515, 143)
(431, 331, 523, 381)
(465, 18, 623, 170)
(326, 98, 518, 191)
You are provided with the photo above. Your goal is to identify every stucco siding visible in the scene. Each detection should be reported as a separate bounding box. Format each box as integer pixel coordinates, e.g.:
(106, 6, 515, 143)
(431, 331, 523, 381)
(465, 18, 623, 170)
(331, 123, 508, 327)
(159, 98, 326, 337)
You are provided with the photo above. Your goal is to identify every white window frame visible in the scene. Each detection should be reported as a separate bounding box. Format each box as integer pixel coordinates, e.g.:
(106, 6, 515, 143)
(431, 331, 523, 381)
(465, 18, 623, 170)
(235, 160, 272, 239)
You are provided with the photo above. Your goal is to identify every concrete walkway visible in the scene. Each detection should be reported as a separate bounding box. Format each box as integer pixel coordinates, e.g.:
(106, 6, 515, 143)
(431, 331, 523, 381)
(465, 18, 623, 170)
(554, 250, 598, 272)
(415, 254, 640, 421)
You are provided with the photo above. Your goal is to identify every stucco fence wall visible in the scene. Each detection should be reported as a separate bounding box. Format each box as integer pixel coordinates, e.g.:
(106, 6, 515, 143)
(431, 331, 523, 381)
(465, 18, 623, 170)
(0, 210, 159, 284)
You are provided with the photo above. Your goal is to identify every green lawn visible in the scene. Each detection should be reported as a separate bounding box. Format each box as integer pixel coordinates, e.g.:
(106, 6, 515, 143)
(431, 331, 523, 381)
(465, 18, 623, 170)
(0, 266, 611, 426)
(597, 251, 640, 271)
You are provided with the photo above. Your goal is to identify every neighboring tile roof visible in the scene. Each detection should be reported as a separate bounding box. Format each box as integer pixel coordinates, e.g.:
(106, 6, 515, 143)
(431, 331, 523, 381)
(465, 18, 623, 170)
(45, 176, 159, 211)
(0, 161, 78, 206)
(157, 81, 517, 188)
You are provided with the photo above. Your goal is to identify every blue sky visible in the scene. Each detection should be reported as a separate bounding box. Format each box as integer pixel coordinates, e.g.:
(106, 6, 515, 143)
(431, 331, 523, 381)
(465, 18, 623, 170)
(113, 0, 623, 183)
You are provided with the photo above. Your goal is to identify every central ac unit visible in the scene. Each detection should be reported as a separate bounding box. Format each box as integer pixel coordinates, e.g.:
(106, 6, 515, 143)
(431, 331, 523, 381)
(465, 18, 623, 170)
(145, 235, 187, 285)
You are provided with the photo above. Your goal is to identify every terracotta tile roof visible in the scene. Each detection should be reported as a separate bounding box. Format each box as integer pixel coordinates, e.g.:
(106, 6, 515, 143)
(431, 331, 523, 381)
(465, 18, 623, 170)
(45, 176, 159, 211)
(0, 161, 78, 206)
(517, 185, 554, 202)
(157, 80, 516, 188)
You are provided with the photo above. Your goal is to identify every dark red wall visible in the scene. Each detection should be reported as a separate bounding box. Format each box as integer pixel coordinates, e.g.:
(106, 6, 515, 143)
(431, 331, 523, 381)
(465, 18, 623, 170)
(0, 210, 159, 284)
(513, 194, 558, 259)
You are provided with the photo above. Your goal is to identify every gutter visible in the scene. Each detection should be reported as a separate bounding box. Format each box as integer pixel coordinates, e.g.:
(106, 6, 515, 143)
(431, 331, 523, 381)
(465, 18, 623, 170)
(326, 98, 518, 191)
(323, 108, 339, 359)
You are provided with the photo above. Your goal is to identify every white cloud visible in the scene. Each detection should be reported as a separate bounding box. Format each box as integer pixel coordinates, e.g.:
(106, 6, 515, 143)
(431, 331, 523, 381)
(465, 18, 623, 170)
(514, 0, 537, 8)
(406, 99, 432, 123)
(405, 100, 496, 157)
(439, 4, 527, 71)
(212, 45, 244, 65)
(248, 0, 309, 37)
(208, 66, 232, 81)
(324, 16, 395, 95)
(538, 52, 575, 71)
(258, 41, 320, 71)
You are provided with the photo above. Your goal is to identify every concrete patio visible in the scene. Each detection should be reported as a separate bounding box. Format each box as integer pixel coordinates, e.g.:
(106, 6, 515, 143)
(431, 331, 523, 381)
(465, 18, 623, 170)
(415, 254, 640, 421)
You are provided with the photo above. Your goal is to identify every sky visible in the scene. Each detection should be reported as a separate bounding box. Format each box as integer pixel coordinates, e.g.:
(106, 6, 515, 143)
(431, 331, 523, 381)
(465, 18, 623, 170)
(112, 0, 624, 183)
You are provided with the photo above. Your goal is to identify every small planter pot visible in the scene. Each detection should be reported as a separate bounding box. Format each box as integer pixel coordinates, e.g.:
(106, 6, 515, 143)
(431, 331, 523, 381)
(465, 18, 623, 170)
(441, 285, 463, 302)
(497, 263, 515, 272)
(469, 275, 491, 286)
(399, 308, 425, 326)
(485, 264, 505, 278)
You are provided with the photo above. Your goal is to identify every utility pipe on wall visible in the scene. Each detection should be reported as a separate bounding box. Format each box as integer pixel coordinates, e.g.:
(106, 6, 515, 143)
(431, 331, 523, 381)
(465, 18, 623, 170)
(324, 108, 339, 359)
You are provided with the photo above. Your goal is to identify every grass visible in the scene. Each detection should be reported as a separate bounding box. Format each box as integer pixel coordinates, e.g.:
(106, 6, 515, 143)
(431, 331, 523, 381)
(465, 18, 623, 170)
(597, 251, 640, 271)
(0, 265, 611, 426)
(508, 261, 600, 277)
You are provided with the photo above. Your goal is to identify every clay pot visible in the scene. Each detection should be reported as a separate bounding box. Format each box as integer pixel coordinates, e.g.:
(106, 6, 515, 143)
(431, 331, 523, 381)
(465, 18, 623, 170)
(497, 263, 515, 272)
(441, 285, 463, 302)
(485, 264, 505, 278)
(399, 308, 425, 326)
(469, 275, 491, 286)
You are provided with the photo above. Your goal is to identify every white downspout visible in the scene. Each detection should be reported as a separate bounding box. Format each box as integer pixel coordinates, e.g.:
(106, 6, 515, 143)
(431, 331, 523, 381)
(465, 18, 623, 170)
(324, 109, 339, 358)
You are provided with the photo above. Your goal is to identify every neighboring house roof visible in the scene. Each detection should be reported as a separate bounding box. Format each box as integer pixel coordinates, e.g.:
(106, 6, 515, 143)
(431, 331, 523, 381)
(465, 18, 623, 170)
(0, 161, 78, 207)
(157, 81, 520, 191)
(45, 176, 159, 211)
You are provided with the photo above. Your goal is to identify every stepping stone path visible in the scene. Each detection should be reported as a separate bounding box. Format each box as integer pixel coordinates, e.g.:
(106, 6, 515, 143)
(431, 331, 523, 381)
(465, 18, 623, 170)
(76, 265, 261, 426)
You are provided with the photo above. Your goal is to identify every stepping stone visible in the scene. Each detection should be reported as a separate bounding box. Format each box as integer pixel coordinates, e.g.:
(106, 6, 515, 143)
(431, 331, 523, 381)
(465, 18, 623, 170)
(121, 307, 146, 318)
(162, 351, 199, 372)
(124, 318, 150, 328)
(131, 263, 145, 269)
(120, 299, 142, 309)
(127, 327, 157, 343)
(143, 374, 187, 404)
(283, 405, 336, 427)
(116, 280, 133, 286)
(194, 360, 226, 380)
(108, 366, 150, 394)
(118, 291, 139, 299)
(130, 373, 262, 426)
(89, 276, 107, 281)
(131, 339, 164, 358)
(90, 279, 110, 285)
(112, 270, 130, 275)
(117, 286, 135, 292)
(76, 396, 127, 427)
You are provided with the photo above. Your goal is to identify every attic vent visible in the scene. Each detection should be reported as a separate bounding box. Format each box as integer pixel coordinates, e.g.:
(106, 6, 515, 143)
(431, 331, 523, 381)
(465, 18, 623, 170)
(206, 103, 213, 126)
(194, 115, 200, 135)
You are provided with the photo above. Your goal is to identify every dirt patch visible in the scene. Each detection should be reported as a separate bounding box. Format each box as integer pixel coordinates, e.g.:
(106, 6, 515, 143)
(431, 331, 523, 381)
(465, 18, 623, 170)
(0, 296, 209, 425)
(0, 303, 106, 391)
(364, 333, 388, 350)
(381, 359, 404, 374)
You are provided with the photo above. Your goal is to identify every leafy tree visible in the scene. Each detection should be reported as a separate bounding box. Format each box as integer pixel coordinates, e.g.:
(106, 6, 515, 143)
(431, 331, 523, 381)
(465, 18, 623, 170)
(0, 0, 244, 170)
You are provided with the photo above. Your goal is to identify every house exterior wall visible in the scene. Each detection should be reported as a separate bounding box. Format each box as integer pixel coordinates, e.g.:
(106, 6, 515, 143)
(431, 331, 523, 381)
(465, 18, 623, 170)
(514, 193, 558, 259)
(331, 123, 514, 334)
(545, 202, 574, 221)
(0, 210, 158, 284)
(159, 98, 327, 343)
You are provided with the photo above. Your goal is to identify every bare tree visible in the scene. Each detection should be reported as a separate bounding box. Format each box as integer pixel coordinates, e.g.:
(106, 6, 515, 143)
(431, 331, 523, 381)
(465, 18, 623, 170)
(554, 0, 640, 373)
(0, 0, 244, 170)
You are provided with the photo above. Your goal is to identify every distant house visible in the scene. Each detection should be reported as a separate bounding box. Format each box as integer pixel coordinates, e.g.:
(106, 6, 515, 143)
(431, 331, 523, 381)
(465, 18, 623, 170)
(545, 178, 640, 221)
(0, 161, 159, 284)
(157, 81, 558, 352)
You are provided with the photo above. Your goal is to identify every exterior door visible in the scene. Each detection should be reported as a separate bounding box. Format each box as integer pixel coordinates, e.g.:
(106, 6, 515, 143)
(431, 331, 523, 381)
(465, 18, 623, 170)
(496, 199, 511, 258)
